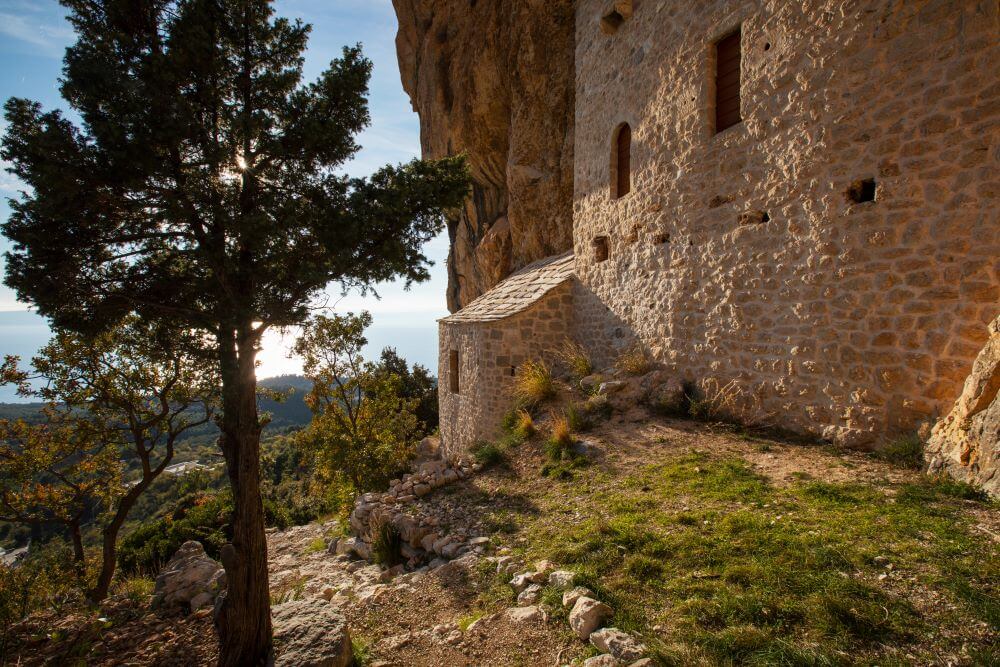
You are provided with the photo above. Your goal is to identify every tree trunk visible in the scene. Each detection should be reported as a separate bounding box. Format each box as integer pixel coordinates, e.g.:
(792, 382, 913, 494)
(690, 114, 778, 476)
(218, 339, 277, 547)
(69, 521, 86, 581)
(88, 481, 150, 602)
(215, 325, 272, 666)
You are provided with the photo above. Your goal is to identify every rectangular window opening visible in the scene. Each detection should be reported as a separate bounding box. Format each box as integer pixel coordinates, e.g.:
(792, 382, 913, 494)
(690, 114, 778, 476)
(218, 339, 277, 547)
(449, 349, 460, 394)
(593, 236, 610, 263)
(714, 28, 742, 133)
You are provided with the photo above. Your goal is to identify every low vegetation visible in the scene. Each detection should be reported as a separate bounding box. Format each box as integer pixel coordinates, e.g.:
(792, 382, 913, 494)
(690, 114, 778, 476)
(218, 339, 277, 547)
(616, 345, 653, 376)
(495, 448, 999, 665)
(513, 360, 557, 407)
(875, 433, 926, 470)
(555, 339, 593, 382)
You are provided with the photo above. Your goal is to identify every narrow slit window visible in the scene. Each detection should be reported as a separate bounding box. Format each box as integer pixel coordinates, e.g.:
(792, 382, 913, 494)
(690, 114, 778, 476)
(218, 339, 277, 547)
(714, 28, 742, 133)
(612, 123, 631, 199)
(449, 349, 460, 393)
(593, 236, 610, 262)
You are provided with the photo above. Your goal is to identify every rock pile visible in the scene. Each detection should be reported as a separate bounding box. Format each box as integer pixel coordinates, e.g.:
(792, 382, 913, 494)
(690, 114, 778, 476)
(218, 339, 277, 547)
(500, 559, 649, 666)
(343, 438, 486, 567)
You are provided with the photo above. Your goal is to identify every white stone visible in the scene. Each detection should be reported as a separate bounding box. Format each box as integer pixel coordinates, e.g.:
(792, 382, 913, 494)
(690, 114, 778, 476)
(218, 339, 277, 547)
(503, 605, 546, 624)
(589, 627, 646, 662)
(548, 570, 575, 589)
(569, 596, 613, 640)
(562, 585, 594, 608)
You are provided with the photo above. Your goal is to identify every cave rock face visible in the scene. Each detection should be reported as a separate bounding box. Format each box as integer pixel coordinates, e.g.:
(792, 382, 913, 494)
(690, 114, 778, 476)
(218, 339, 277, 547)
(926, 316, 1000, 497)
(392, 0, 575, 311)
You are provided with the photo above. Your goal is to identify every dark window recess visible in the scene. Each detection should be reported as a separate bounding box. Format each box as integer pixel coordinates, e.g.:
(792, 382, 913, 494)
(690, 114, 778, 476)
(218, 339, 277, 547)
(449, 349, 460, 393)
(715, 28, 742, 133)
(614, 123, 631, 198)
(847, 178, 877, 203)
(510, 365, 516, 377)
(593, 236, 610, 262)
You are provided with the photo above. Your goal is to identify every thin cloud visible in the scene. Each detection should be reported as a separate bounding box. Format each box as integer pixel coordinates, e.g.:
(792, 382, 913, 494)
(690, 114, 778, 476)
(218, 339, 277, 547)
(0, 10, 73, 59)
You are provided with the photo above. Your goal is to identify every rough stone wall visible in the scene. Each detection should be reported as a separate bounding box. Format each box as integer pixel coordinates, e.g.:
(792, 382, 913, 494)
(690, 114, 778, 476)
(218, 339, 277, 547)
(926, 316, 1000, 496)
(439, 282, 575, 457)
(392, 0, 576, 311)
(572, 0, 999, 446)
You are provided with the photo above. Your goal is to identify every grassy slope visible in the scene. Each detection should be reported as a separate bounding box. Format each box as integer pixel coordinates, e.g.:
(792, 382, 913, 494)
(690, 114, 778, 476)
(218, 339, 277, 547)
(466, 418, 998, 666)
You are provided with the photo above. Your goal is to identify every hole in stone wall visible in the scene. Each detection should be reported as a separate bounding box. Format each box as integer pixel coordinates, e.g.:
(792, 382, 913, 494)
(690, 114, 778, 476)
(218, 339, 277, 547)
(601, 10, 625, 33)
(738, 210, 770, 226)
(510, 366, 516, 377)
(593, 236, 610, 262)
(847, 178, 877, 203)
(654, 232, 670, 244)
(764, 42, 771, 51)
(449, 349, 460, 394)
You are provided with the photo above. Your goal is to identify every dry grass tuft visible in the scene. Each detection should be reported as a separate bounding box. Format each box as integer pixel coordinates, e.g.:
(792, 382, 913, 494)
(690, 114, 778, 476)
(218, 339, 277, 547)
(513, 359, 557, 406)
(513, 409, 536, 440)
(555, 339, 593, 381)
(616, 345, 653, 376)
(688, 377, 773, 427)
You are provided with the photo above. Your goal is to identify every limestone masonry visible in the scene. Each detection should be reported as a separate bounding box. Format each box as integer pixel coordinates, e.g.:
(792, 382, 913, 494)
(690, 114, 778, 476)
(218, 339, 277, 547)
(396, 1, 999, 489)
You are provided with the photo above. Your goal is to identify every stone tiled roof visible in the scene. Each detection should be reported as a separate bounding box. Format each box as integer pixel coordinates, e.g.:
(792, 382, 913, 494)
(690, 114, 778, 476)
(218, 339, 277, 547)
(441, 252, 575, 323)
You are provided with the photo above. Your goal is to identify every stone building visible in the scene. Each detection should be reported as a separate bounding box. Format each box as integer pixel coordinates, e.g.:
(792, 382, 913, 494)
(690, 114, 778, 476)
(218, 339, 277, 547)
(438, 253, 575, 460)
(421, 0, 999, 467)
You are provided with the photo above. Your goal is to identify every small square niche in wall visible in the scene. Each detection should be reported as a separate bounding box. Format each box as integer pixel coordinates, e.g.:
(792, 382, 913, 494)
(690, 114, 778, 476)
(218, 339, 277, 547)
(847, 178, 877, 204)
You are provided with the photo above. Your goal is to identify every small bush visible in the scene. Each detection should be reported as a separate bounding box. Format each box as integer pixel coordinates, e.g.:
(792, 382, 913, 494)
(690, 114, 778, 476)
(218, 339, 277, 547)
(513, 360, 556, 407)
(304, 537, 327, 554)
(512, 410, 536, 440)
(545, 416, 576, 461)
(875, 434, 924, 469)
(566, 404, 591, 432)
(555, 339, 593, 381)
(616, 345, 652, 376)
(114, 575, 154, 606)
(471, 440, 506, 468)
(370, 515, 403, 567)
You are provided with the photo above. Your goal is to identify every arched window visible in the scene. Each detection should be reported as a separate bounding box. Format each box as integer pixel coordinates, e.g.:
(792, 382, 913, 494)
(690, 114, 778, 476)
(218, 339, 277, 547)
(612, 123, 631, 199)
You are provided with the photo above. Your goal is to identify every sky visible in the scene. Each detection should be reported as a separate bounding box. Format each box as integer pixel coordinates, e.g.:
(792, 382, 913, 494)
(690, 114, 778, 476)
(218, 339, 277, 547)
(0, 0, 447, 401)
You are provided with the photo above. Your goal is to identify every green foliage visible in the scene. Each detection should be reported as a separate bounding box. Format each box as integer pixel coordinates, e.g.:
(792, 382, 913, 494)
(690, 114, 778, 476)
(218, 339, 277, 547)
(117, 491, 233, 575)
(294, 314, 421, 493)
(875, 433, 925, 470)
(114, 575, 155, 606)
(370, 516, 402, 567)
(565, 404, 591, 432)
(372, 348, 439, 436)
(471, 441, 506, 468)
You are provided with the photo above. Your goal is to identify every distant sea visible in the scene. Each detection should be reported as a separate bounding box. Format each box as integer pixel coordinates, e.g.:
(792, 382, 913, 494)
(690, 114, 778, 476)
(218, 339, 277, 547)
(0, 310, 441, 403)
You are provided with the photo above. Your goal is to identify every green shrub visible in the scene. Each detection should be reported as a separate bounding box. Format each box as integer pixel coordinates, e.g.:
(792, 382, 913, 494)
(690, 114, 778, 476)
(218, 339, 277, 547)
(471, 440, 506, 468)
(875, 434, 924, 469)
(566, 404, 591, 432)
(370, 516, 403, 567)
(114, 575, 155, 606)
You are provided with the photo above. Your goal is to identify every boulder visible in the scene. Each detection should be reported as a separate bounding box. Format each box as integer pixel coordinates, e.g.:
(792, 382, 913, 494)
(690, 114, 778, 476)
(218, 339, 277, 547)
(589, 628, 646, 662)
(569, 596, 613, 640)
(503, 605, 546, 624)
(548, 570, 575, 589)
(272, 598, 352, 667)
(562, 585, 594, 608)
(517, 583, 543, 605)
(583, 656, 622, 667)
(509, 572, 535, 593)
(926, 315, 1000, 497)
(152, 541, 226, 613)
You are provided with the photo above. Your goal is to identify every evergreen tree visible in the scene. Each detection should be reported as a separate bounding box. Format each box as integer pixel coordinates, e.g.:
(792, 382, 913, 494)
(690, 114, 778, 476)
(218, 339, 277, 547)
(1, 1, 468, 663)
